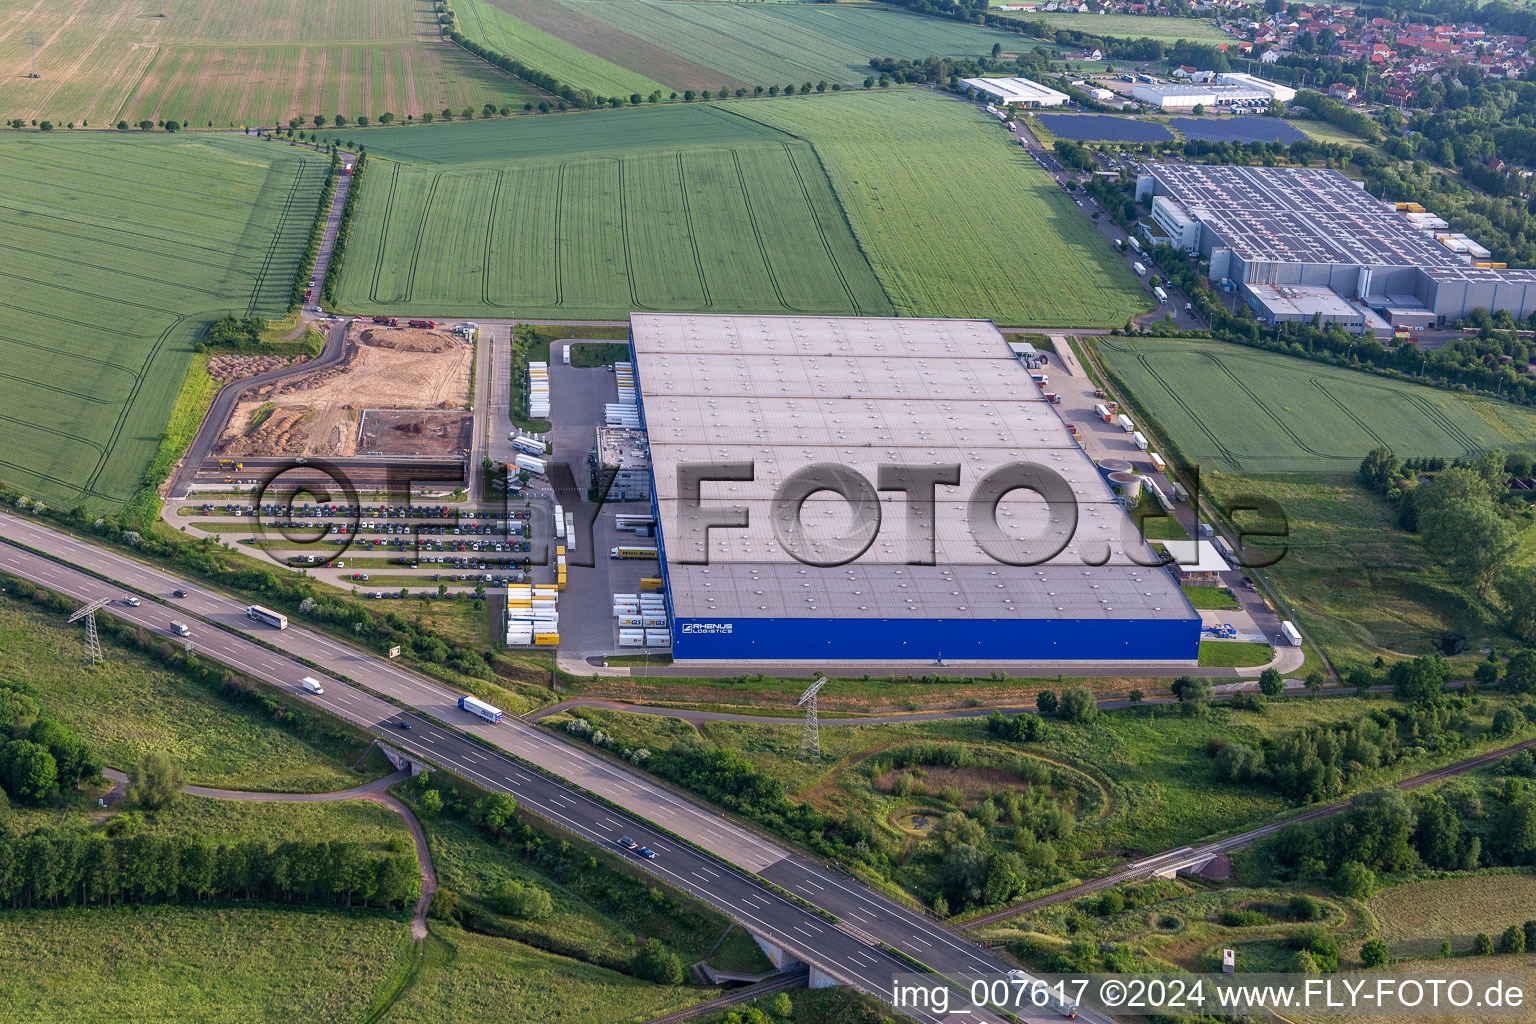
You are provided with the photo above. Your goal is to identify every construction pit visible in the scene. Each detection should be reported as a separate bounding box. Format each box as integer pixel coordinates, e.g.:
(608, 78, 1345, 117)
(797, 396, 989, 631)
(215, 326, 472, 458)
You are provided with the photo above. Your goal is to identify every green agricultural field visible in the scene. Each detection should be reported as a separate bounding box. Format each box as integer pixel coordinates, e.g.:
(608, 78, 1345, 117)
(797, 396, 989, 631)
(1372, 873, 1536, 959)
(0, 133, 328, 509)
(337, 105, 893, 318)
(0, 0, 535, 126)
(0, 905, 407, 1022)
(0, 596, 368, 792)
(1095, 336, 1536, 474)
(143, 796, 412, 851)
(996, 11, 1233, 45)
(464, 0, 1030, 93)
(744, 90, 1149, 326)
(384, 926, 705, 1024)
(455, 0, 668, 98)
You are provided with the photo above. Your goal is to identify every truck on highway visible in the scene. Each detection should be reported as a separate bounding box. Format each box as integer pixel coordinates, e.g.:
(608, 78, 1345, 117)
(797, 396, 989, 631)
(611, 546, 659, 560)
(1154, 286, 1168, 303)
(458, 694, 504, 722)
(246, 604, 288, 629)
(1133, 261, 1147, 276)
(301, 676, 324, 695)
(169, 621, 191, 637)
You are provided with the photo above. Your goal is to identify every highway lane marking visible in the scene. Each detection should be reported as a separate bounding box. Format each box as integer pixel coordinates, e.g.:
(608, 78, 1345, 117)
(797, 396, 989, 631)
(427, 751, 859, 972)
(5, 528, 1011, 987)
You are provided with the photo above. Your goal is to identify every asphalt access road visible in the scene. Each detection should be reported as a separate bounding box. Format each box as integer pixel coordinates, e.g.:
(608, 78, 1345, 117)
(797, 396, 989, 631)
(168, 317, 350, 497)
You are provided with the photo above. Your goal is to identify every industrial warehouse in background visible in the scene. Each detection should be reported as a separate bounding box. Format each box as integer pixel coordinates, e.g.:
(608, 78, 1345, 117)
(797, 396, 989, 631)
(1137, 161, 1536, 332)
(961, 76, 1070, 107)
(626, 314, 1200, 664)
(1132, 72, 1296, 109)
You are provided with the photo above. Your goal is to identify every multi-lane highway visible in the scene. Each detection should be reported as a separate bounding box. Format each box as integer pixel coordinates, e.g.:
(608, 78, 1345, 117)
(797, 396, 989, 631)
(0, 511, 1102, 1024)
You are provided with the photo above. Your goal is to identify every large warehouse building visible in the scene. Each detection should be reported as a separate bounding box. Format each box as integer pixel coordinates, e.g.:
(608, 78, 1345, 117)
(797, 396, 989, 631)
(1137, 161, 1536, 328)
(1133, 72, 1296, 109)
(961, 76, 1069, 107)
(628, 314, 1200, 664)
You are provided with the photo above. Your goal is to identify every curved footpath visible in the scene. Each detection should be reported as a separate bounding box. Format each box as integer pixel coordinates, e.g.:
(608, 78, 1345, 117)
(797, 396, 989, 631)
(101, 766, 436, 940)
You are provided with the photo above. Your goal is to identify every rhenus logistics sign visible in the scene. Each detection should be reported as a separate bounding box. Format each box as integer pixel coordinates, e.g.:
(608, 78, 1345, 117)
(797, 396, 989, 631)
(630, 313, 1201, 664)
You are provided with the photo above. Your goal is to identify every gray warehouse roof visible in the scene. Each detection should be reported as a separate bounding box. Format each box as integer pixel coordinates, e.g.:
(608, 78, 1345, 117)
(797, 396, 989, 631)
(1139, 162, 1535, 285)
(630, 314, 1193, 622)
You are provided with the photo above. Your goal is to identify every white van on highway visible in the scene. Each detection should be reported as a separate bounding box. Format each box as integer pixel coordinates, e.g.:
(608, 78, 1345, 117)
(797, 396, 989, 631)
(301, 677, 325, 695)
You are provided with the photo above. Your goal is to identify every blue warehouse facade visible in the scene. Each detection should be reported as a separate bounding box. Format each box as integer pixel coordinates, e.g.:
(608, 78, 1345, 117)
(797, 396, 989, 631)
(667, 615, 1199, 663)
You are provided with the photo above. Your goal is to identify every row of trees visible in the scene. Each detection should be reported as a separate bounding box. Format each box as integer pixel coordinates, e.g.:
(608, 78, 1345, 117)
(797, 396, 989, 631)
(1271, 771, 1536, 880)
(1211, 698, 1510, 802)
(0, 829, 419, 910)
(322, 153, 366, 305)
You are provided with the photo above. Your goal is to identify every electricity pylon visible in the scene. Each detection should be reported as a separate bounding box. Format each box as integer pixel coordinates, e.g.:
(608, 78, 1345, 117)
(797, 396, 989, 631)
(67, 597, 112, 666)
(798, 677, 828, 761)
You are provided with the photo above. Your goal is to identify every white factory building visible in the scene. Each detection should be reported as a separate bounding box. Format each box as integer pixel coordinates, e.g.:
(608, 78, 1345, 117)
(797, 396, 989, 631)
(961, 76, 1070, 108)
(1133, 72, 1295, 109)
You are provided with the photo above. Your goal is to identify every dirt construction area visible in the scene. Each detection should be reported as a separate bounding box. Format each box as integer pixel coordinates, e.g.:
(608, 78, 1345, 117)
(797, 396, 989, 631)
(215, 327, 471, 458)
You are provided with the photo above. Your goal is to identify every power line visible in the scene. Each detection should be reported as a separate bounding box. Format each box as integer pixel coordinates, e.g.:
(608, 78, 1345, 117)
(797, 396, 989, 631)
(26, 32, 41, 79)
(66, 597, 112, 666)
(797, 677, 827, 761)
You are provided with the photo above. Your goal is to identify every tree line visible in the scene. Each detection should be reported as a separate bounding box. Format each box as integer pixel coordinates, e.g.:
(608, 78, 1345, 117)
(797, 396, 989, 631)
(1356, 447, 1536, 638)
(0, 827, 419, 910)
(1212, 696, 1525, 802)
(1269, 764, 1536, 883)
(322, 154, 366, 305)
